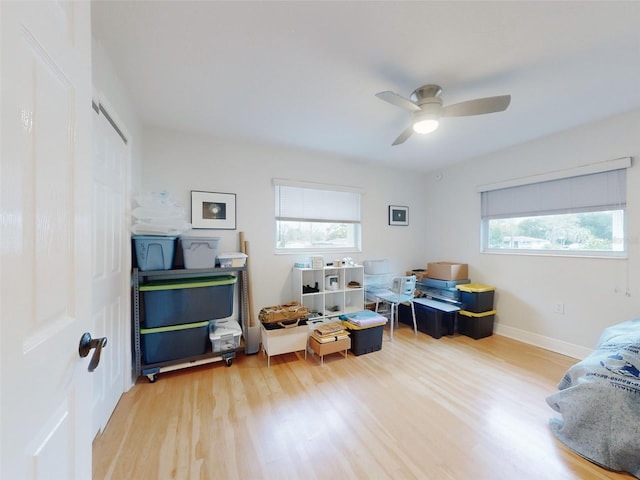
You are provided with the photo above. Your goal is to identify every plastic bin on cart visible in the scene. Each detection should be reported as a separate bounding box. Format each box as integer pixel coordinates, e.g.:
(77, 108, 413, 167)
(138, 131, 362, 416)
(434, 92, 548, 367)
(140, 321, 209, 364)
(209, 319, 242, 353)
(140, 275, 236, 328)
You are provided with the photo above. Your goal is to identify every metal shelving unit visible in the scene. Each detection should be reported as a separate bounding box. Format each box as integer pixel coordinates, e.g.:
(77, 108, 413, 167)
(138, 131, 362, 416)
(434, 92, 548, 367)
(132, 266, 249, 382)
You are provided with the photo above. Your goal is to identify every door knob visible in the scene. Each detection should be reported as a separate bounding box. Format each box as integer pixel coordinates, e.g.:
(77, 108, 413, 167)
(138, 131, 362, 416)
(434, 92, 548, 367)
(78, 332, 108, 372)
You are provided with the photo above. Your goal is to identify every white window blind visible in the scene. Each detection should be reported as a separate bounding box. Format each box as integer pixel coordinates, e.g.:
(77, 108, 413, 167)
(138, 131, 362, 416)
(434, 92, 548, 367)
(275, 183, 361, 223)
(273, 179, 362, 253)
(481, 169, 626, 220)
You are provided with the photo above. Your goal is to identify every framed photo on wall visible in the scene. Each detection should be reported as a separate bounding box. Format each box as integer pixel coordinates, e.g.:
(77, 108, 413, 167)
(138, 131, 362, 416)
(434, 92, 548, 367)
(388, 205, 409, 226)
(191, 191, 237, 229)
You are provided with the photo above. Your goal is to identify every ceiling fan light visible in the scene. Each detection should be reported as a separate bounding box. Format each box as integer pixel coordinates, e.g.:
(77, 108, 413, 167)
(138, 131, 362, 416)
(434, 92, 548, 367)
(413, 118, 439, 134)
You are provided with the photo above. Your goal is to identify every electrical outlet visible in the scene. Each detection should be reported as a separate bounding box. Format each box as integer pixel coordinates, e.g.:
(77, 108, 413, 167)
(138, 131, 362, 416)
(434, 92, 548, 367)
(553, 302, 565, 314)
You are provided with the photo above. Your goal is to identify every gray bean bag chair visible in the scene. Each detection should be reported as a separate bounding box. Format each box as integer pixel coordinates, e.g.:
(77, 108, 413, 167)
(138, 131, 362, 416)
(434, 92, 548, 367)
(546, 318, 640, 478)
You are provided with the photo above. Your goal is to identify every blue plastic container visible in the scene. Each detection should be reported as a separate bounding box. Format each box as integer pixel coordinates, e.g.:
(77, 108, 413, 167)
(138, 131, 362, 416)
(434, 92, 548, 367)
(140, 321, 210, 364)
(140, 275, 236, 328)
(133, 235, 176, 271)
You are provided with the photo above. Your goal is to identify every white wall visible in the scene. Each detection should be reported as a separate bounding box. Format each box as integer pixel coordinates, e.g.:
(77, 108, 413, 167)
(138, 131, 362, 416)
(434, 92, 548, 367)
(427, 109, 640, 357)
(140, 126, 429, 321)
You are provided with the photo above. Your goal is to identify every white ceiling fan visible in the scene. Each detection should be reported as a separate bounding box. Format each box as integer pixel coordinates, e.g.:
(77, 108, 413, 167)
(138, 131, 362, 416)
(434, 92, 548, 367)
(376, 84, 511, 145)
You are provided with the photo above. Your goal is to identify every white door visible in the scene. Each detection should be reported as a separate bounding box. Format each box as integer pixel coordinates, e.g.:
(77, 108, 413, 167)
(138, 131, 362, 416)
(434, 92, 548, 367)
(91, 101, 130, 436)
(0, 1, 94, 478)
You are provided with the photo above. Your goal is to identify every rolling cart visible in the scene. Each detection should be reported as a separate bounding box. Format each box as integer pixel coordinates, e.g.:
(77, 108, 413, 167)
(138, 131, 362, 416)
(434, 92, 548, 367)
(132, 266, 249, 382)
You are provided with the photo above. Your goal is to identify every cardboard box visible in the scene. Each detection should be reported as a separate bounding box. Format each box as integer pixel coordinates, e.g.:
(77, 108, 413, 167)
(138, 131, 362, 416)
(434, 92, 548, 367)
(406, 269, 426, 282)
(427, 262, 468, 281)
(309, 336, 350, 358)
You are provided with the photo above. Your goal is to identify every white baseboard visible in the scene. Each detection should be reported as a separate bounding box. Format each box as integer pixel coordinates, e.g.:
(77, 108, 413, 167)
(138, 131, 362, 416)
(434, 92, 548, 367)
(494, 323, 592, 360)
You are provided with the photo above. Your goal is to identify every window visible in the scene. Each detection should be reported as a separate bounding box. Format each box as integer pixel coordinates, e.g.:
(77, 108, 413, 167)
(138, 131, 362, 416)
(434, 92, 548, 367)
(274, 179, 362, 253)
(480, 159, 630, 257)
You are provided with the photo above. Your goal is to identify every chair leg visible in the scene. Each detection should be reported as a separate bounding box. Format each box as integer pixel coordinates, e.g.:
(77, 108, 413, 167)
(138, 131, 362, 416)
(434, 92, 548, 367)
(389, 303, 395, 341)
(410, 301, 417, 335)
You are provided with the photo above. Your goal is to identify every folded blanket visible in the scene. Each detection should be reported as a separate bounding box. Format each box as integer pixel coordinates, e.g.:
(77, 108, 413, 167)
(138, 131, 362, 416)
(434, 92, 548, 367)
(340, 309, 388, 327)
(546, 318, 640, 478)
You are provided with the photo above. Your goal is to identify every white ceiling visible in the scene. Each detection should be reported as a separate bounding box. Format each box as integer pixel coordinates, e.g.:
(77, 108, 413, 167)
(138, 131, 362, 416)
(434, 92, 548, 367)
(91, 1, 640, 173)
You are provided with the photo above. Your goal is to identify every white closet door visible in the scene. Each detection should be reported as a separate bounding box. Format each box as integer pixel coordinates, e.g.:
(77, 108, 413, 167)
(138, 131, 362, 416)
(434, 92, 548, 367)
(91, 102, 130, 437)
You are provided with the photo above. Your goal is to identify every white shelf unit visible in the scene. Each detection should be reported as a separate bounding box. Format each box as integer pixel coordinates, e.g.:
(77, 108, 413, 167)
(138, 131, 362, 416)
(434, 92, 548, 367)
(293, 265, 364, 319)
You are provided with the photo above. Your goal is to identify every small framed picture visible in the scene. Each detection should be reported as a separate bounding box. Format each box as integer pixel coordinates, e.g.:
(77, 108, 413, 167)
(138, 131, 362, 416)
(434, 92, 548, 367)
(191, 191, 237, 229)
(388, 205, 409, 226)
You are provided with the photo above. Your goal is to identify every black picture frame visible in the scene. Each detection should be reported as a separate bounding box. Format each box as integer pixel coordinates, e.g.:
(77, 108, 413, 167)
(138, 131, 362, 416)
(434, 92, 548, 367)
(389, 205, 409, 226)
(191, 191, 237, 229)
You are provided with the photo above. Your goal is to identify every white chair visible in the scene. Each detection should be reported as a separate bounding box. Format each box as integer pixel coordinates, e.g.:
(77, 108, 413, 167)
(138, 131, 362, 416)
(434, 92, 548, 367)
(374, 275, 418, 341)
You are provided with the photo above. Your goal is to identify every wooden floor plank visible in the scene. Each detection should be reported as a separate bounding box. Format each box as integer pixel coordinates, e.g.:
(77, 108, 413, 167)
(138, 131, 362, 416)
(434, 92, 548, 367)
(93, 326, 634, 480)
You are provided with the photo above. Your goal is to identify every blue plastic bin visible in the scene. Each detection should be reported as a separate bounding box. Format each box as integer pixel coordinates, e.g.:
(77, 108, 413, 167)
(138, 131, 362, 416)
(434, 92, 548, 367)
(133, 235, 176, 271)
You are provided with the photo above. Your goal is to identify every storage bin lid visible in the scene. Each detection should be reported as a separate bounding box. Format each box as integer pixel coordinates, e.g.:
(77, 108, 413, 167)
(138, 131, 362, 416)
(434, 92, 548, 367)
(139, 275, 237, 291)
(458, 309, 497, 318)
(132, 235, 177, 240)
(217, 252, 248, 259)
(141, 320, 210, 334)
(180, 235, 220, 247)
(456, 283, 496, 293)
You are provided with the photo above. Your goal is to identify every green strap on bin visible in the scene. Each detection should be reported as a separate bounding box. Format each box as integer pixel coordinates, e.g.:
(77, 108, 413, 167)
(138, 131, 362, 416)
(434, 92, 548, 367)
(140, 320, 210, 335)
(139, 275, 236, 292)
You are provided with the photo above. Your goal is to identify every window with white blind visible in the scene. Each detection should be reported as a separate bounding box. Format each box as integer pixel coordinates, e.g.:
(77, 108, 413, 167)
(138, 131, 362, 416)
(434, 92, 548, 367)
(480, 159, 630, 257)
(274, 179, 362, 253)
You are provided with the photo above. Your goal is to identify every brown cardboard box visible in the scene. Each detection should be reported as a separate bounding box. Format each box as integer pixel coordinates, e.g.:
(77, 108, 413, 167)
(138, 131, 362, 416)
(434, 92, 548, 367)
(309, 336, 351, 358)
(406, 269, 427, 282)
(427, 262, 468, 281)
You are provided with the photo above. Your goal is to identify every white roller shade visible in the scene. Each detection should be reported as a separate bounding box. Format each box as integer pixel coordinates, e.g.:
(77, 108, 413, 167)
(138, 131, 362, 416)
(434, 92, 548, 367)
(482, 169, 626, 220)
(275, 182, 361, 223)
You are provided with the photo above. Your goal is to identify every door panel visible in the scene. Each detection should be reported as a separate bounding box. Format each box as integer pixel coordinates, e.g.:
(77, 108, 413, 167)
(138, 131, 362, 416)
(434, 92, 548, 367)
(1, 1, 93, 478)
(92, 104, 129, 435)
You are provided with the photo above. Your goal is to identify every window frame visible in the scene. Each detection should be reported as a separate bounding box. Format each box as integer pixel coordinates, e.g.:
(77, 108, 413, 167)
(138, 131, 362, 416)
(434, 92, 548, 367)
(479, 158, 630, 258)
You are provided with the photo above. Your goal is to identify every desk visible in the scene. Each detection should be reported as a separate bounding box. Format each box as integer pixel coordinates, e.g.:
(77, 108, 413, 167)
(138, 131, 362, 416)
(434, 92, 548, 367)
(401, 298, 460, 339)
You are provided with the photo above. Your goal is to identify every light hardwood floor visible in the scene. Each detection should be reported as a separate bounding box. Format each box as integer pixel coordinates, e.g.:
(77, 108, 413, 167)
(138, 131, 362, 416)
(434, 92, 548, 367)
(93, 325, 633, 480)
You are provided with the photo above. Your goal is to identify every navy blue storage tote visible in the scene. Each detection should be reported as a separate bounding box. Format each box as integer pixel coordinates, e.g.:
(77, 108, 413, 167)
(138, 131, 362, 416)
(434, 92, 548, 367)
(140, 275, 236, 328)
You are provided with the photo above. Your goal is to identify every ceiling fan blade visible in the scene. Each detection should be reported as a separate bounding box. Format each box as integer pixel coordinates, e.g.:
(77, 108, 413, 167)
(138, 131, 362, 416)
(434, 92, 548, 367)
(376, 91, 421, 112)
(392, 125, 414, 146)
(442, 95, 511, 117)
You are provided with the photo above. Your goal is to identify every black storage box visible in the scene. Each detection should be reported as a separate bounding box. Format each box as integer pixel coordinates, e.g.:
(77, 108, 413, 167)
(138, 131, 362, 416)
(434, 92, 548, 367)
(399, 300, 457, 339)
(347, 324, 384, 356)
(140, 321, 210, 364)
(458, 310, 496, 339)
(456, 284, 496, 313)
(140, 275, 236, 328)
